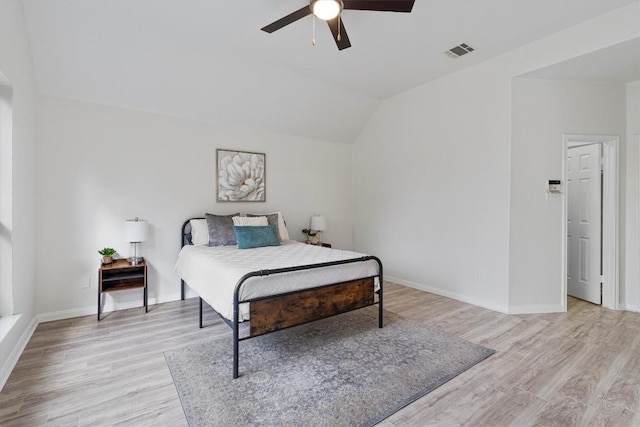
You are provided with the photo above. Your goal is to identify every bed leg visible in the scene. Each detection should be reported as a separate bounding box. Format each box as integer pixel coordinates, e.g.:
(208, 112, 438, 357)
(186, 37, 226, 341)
(378, 279, 384, 329)
(181, 280, 185, 300)
(377, 258, 384, 329)
(233, 332, 239, 379)
(233, 295, 240, 379)
(199, 297, 203, 328)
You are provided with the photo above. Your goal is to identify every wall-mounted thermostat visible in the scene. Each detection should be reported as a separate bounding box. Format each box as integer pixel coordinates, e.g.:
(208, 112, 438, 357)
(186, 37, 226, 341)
(548, 180, 562, 194)
(546, 180, 562, 202)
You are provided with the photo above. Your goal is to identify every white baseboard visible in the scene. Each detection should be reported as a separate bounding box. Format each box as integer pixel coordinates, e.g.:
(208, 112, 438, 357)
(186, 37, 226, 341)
(38, 306, 98, 323)
(385, 275, 509, 314)
(385, 275, 568, 314)
(0, 315, 38, 391)
(37, 293, 184, 323)
(619, 303, 640, 312)
(506, 304, 565, 314)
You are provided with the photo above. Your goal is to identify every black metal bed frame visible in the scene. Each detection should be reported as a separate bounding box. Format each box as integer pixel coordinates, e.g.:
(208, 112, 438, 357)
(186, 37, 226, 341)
(180, 218, 384, 379)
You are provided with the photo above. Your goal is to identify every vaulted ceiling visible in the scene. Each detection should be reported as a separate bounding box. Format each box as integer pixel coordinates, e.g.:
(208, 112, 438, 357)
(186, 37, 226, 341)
(21, 0, 639, 143)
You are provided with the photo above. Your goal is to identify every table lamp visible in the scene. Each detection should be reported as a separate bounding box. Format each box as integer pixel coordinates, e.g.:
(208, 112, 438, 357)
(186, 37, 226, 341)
(310, 215, 327, 245)
(124, 217, 148, 265)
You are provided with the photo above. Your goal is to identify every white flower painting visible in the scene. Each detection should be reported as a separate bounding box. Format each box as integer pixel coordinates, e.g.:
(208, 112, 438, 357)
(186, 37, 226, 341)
(216, 149, 266, 202)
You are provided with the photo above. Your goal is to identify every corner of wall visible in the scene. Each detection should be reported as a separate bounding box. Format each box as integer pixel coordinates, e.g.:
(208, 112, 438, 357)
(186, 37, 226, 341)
(0, 315, 38, 391)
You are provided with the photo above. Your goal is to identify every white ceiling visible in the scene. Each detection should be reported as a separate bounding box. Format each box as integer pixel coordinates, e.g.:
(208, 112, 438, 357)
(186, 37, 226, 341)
(21, 0, 640, 143)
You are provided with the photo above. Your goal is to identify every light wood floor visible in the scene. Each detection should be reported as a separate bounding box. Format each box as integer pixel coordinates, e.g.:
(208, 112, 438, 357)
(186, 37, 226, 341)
(2, 282, 640, 426)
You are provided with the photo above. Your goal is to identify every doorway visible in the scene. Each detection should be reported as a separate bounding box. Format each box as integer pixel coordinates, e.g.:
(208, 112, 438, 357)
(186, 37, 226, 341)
(562, 135, 619, 310)
(566, 143, 602, 304)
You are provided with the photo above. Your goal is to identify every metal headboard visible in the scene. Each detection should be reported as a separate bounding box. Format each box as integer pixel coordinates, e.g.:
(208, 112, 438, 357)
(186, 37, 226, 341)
(180, 217, 204, 299)
(181, 217, 204, 248)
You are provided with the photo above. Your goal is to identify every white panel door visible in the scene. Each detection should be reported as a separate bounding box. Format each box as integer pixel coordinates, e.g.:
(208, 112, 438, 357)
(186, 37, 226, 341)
(567, 143, 602, 304)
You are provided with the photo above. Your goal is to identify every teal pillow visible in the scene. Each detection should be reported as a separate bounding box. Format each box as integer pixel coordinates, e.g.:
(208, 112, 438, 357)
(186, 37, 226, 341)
(234, 225, 281, 249)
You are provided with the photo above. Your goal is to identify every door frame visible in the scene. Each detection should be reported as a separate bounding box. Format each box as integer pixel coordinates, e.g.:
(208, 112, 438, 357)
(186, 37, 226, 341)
(562, 134, 619, 310)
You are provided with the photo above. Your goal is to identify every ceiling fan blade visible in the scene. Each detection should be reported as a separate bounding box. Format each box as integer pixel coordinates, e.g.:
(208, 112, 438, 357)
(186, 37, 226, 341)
(261, 6, 311, 33)
(326, 17, 351, 50)
(343, 0, 414, 12)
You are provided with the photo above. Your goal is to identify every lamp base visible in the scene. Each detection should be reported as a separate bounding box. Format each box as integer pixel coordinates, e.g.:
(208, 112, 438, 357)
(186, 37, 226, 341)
(306, 235, 321, 245)
(128, 241, 143, 265)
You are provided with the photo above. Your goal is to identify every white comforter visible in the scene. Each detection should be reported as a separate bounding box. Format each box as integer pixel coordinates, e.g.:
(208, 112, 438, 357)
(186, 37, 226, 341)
(174, 241, 379, 321)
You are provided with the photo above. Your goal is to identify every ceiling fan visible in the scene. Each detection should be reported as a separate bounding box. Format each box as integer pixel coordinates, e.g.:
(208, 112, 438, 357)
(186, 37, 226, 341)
(261, 0, 415, 51)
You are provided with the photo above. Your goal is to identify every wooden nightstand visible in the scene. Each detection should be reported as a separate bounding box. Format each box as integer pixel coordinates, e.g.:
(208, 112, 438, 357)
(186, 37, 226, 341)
(98, 258, 147, 320)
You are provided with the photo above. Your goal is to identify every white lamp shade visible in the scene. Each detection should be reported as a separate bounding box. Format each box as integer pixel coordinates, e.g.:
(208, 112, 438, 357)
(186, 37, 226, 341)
(310, 215, 327, 231)
(124, 218, 148, 242)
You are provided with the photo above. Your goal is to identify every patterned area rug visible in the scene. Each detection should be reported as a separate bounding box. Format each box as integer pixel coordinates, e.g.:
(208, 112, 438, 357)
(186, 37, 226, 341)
(164, 306, 494, 427)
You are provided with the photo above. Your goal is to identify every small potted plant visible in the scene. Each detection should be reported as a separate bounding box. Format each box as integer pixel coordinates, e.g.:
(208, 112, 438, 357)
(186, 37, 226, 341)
(98, 247, 116, 264)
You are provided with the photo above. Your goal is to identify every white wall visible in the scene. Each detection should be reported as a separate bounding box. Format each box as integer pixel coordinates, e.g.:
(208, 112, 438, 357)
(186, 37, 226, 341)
(36, 97, 354, 318)
(625, 81, 640, 310)
(353, 3, 638, 313)
(352, 65, 512, 312)
(0, 0, 39, 388)
(510, 79, 626, 310)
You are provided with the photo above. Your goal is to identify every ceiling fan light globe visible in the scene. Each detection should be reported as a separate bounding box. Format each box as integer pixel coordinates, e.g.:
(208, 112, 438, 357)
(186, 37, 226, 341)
(311, 0, 342, 20)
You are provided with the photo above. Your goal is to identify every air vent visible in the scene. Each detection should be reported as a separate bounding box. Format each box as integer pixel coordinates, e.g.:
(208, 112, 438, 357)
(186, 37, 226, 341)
(445, 43, 475, 59)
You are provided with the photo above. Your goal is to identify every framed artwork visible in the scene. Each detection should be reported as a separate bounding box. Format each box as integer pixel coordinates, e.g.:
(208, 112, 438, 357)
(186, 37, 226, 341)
(216, 149, 266, 202)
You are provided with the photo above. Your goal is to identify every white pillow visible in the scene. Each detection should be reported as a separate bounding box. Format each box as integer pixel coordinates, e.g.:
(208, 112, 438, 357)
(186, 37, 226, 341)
(245, 212, 290, 241)
(190, 219, 209, 246)
(232, 216, 268, 226)
(274, 212, 290, 241)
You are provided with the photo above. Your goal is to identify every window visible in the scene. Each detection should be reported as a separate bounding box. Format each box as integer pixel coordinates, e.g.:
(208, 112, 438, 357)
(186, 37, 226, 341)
(0, 73, 13, 318)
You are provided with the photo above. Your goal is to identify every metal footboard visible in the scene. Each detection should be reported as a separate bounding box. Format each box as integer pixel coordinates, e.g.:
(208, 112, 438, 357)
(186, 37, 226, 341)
(231, 256, 383, 378)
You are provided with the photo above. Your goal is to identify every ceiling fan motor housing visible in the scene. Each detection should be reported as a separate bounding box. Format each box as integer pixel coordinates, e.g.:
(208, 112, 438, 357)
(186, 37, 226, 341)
(310, 0, 344, 20)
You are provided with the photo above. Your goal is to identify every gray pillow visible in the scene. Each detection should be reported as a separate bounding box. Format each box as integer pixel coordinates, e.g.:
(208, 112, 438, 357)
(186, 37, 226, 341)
(205, 213, 240, 246)
(247, 213, 281, 242)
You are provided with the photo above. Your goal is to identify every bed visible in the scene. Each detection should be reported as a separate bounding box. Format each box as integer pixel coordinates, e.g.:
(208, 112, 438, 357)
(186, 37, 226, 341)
(175, 216, 383, 378)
